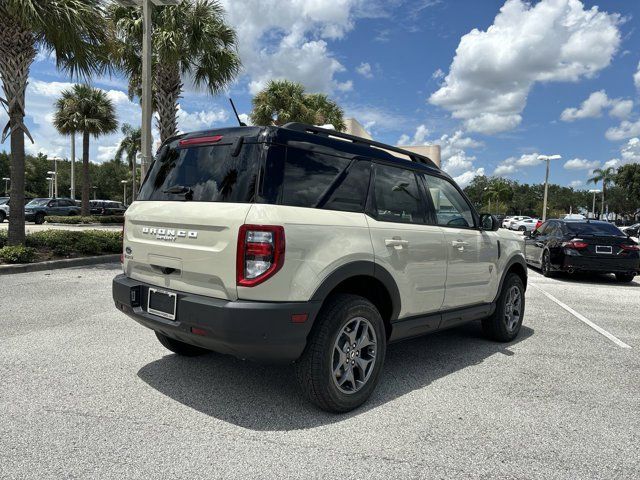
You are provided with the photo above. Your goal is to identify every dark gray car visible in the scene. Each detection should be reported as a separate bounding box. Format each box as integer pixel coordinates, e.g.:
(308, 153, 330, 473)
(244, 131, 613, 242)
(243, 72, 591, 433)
(24, 198, 81, 224)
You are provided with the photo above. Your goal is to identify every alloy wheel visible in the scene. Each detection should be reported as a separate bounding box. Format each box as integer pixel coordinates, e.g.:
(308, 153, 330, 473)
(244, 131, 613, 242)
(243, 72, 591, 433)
(504, 285, 522, 331)
(332, 317, 377, 394)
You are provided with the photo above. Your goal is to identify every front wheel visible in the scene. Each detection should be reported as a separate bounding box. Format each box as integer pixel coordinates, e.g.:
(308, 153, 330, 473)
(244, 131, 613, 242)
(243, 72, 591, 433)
(519, 226, 526, 231)
(615, 273, 635, 283)
(295, 294, 386, 413)
(482, 273, 526, 342)
(155, 332, 210, 356)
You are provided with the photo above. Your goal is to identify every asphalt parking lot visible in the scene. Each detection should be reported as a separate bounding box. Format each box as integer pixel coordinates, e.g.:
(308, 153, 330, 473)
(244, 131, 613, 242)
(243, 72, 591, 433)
(1, 265, 638, 479)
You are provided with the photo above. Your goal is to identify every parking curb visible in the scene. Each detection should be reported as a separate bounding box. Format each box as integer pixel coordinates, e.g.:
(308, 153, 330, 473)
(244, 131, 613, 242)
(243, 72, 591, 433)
(0, 254, 120, 275)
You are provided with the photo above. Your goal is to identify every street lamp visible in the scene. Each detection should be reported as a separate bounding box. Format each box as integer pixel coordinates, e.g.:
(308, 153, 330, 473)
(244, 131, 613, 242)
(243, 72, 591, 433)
(46, 177, 53, 197)
(46, 171, 56, 198)
(51, 156, 63, 198)
(2, 177, 9, 196)
(538, 154, 562, 221)
(115, 0, 179, 181)
(588, 189, 601, 219)
(92, 185, 98, 201)
(121, 180, 129, 205)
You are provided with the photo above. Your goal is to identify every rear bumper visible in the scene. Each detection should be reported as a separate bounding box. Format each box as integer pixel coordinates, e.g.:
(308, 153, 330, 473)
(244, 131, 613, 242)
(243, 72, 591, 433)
(561, 256, 640, 274)
(112, 274, 320, 363)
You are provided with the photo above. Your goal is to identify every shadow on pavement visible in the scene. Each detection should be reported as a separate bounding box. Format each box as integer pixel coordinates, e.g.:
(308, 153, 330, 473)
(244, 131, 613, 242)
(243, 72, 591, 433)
(530, 267, 639, 287)
(137, 323, 534, 431)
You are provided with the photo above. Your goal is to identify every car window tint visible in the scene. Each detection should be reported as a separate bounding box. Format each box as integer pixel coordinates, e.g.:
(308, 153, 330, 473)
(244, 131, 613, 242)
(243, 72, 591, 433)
(373, 164, 424, 224)
(323, 160, 370, 213)
(423, 175, 474, 228)
(566, 222, 624, 236)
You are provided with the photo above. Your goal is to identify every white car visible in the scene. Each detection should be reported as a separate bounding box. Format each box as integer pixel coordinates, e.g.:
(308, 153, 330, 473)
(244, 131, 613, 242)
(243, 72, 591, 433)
(504, 215, 531, 229)
(112, 123, 528, 413)
(0, 197, 9, 223)
(510, 218, 539, 232)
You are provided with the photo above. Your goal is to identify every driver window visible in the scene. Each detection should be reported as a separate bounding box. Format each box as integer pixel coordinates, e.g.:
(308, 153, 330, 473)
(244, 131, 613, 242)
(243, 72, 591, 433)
(423, 175, 474, 228)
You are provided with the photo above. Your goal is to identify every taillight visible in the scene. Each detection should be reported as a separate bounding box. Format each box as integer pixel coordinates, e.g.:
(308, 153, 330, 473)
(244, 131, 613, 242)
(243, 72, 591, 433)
(563, 239, 588, 249)
(621, 244, 640, 251)
(236, 224, 285, 287)
(120, 220, 125, 264)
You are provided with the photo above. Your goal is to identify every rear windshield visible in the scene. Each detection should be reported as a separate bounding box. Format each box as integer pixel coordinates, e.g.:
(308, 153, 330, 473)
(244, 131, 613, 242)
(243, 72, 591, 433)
(138, 142, 261, 203)
(566, 222, 624, 236)
(27, 198, 49, 207)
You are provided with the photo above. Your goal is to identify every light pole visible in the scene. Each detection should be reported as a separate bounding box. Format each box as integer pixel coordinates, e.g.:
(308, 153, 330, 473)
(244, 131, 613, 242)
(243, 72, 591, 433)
(121, 180, 128, 205)
(538, 154, 562, 221)
(51, 156, 63, 198)
(115, 0, 179, 181)
(92, 185, 98, 201)
(589, 189, 600, 219)
(2, 177, 9, 196)
(46, 171, 56, 198)
(46, 177, 53, 197)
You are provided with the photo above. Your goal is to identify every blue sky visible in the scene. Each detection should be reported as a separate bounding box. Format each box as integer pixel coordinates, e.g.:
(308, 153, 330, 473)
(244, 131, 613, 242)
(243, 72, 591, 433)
(2, 0, 640, 189)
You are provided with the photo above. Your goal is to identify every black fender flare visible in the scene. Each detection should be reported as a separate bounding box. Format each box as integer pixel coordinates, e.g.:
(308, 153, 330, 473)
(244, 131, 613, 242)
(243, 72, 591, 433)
(310, 261, 401, 321)
(494, 254, 528, 303)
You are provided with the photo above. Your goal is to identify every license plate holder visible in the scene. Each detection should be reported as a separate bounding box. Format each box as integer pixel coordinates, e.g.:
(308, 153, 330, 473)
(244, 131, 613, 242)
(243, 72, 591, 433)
(147, 288, 177, 320)
(596, 245, 612, 255)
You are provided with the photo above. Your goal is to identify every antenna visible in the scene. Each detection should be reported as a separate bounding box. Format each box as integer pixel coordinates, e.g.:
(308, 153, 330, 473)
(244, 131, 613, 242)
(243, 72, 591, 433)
(229, 98, 246, 126)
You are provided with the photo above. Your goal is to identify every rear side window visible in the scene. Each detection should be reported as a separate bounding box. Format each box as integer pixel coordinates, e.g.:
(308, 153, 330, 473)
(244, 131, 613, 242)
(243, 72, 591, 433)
(138, 142, 261, 203)
(322, 161, 371, 213)
(280, 148, 350, 208)
(566, 222, 623, 236)
(373, 164, 424, 224)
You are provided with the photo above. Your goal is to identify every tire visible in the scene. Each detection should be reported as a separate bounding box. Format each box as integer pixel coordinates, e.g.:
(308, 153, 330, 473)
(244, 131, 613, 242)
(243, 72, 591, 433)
(295, 294, 387, 413)
(155, 331, 210, 356)
(0, 211, 5, 223)
(518, 226, 526, 231)
(34, 212, 45, 225)
(541, 250, 556, 278)
(482, 273, 526, 342)
(615, 273, 635, 283)
(68, 211, 77, 216)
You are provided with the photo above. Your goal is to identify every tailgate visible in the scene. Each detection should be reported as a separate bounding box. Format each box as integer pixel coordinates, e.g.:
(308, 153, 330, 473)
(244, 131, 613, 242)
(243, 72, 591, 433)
(123, 201, 251, 300)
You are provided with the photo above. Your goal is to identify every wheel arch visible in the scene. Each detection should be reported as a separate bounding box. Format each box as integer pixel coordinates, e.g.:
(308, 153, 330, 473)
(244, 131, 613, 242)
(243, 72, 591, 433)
(495, 255, 528, 303)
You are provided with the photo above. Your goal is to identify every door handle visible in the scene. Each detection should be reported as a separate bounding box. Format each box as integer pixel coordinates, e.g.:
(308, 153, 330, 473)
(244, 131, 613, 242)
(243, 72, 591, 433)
(385, 238, 409, 249)
(451, 240, 469, 251)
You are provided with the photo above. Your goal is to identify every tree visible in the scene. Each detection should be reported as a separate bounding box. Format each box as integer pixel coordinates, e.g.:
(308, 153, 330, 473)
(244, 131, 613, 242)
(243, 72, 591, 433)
(616, 164, 640, 211)
(250, 80, 346, 131)
(109, 0, 241, 143)
(0, 0, 110, 245)
(588, 167, 616, 217)
(53, 85, 118, 215)
(114, 124, 141, 202)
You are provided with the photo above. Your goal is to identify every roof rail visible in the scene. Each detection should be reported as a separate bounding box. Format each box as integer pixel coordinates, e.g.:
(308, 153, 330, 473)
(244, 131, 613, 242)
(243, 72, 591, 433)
(281, 122, 439, 169)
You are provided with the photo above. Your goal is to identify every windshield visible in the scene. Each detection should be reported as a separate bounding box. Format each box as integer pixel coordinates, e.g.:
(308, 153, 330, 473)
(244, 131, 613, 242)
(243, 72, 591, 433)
(26, 198, 50, 207)
(566, 222, 624, 236)
(138, 142, 261, 203)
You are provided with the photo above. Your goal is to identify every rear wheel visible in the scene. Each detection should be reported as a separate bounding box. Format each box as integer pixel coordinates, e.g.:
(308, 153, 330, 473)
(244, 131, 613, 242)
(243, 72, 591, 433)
(482, 273, 525, 342)
(34, 212, 45, 224)
(518, 226, 526, 231)
(615, 273, 635, 283)
(155, 332, 210, 356)
(295, 294, 386, 413)
(541, 250, 556, 277)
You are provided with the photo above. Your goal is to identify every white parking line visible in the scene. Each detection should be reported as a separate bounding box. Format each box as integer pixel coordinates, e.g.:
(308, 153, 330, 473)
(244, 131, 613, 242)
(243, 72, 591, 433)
(531, 284, 632, 349)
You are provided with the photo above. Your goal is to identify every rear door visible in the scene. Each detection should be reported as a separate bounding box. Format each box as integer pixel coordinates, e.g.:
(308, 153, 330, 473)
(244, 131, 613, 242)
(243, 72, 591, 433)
(125, 137, 264, 301)
(367, 163, 447, 318)
(423, 174, 499, 309)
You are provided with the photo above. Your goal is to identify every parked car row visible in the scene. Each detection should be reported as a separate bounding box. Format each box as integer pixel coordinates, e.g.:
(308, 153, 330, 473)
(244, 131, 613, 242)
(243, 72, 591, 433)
(0, 197, 126, 224)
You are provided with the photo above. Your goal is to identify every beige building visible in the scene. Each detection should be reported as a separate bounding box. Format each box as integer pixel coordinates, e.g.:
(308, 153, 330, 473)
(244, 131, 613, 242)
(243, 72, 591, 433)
(343, 118, 441, 168)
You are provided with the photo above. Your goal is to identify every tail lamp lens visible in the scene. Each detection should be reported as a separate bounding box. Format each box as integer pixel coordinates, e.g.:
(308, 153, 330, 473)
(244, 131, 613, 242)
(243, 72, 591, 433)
(237, 225, 285, 287)
(563, 240, 588, 249)
(621, 244, 639, 251)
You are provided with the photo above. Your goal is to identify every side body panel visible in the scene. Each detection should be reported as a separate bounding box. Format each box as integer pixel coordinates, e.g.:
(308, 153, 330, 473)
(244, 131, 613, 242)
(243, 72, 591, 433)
(239, 204, 374, 302)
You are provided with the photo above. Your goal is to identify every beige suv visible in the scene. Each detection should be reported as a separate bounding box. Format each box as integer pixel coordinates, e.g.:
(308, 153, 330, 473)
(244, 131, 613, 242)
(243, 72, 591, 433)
(112, 123, 527, 412)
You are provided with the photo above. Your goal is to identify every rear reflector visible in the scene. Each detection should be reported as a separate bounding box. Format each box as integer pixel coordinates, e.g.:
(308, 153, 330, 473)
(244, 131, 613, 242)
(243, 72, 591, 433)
(178, 135, 223, 147)
(191, 327, 208, 336)
(291, 314, 308, 323)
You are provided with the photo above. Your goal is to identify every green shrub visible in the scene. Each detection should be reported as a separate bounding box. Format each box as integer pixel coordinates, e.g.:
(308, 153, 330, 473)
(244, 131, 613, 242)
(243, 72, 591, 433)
(0, 230, 7, 248)
(25, 230, 122, 256)
(0, 246, 37, 264)
(46, 215, 124, 225)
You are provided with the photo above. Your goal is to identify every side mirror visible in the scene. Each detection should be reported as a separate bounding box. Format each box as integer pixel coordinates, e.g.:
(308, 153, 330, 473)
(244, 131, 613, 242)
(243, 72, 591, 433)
(479, 213, 500, 231)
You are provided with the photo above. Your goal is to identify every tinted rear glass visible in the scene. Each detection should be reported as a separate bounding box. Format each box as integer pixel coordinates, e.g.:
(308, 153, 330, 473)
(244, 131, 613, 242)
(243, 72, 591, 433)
(138, 142, 261, 203)
(566, 222, 624, 236)
(322, 160, 370, 213)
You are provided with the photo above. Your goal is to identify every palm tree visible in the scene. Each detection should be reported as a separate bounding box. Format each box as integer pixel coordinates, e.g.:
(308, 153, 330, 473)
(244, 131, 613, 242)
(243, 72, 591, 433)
(250, 80, 346, 131)
(114, 124, 141, 202)
(109, 0, 241, 144)
(0, 0, 110, 245)
(588, 166, 616, 218)
(53, 85, 118, 215)
(52, 95, 81, 200)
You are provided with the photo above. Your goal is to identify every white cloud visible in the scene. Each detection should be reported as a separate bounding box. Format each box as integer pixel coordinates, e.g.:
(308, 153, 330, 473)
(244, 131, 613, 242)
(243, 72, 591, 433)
(569, 180, 583, 188)
(429, 0, 621, 134)
(605, 119, 640, 141)
(493, 152, 541, 176)
(176, 106, 229, 133)
(635, 62, 640, 90)
(345, 105, 408, 133)
(397, 124, 430, 145)
(356, 62, 373, 79)
(560, 90, 632, 121)
(431, 68, 444, 80)
(603, 158, 620, 169)
(220, 0, 363, 94)
(621, 137, 640, 164)
(454, 168, 485, 188)
(563, 158, 600, 170)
